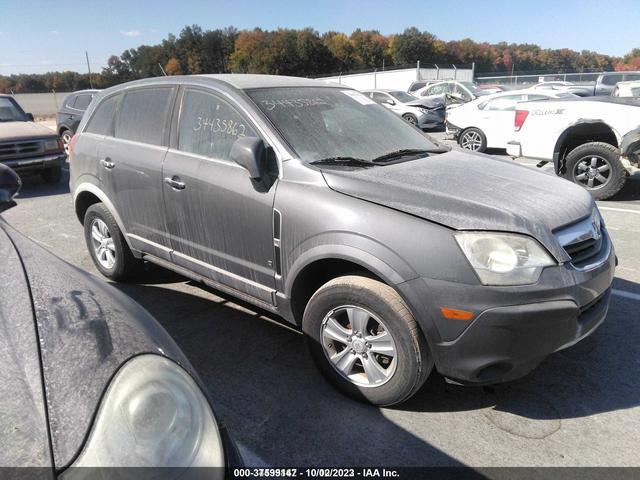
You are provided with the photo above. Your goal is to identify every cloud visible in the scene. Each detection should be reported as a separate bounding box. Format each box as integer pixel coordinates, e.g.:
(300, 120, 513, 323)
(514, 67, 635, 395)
(120, 30, 141, 37)
(150, 28, 158, 33)
(51, 30, 60, 35)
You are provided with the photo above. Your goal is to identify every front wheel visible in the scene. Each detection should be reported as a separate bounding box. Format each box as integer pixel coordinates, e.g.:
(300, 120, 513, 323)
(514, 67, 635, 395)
(84, 203, 141, 281)
(302, 276, 433, 406)
(564, 142, 627, 200)
(402, 113, 418, 126)
(459, 127, 487, 152)
(61, 130, 72, 154)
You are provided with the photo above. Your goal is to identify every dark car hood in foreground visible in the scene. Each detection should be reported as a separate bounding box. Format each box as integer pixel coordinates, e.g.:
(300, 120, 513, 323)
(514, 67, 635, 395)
(0, 227, 52, 469)
(322, 150, 594, 261)
(3, 222, 193, 469)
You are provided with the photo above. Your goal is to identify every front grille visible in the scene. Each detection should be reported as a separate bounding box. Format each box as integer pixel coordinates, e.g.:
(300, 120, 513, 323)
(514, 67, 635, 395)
(564, 235, 603, 267)
(555, 210, 606, 270)
(0, 141, 44, 160)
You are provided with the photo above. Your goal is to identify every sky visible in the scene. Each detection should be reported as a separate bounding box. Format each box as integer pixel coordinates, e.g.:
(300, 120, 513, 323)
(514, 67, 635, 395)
(0, 0, 637, 75)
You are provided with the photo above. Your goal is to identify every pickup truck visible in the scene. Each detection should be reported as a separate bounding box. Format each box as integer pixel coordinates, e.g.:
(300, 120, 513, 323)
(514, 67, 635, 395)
(507, 97, 640, 199)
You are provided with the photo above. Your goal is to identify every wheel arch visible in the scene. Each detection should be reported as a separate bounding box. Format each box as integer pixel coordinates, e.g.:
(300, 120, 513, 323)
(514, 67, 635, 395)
(553, 120, 620, 174)
(285, 245, 413, 327)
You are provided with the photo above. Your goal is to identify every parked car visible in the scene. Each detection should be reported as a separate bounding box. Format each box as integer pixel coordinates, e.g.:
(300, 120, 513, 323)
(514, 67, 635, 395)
(71, 74, 614, 406)
(0, 164, 240, 471)
(361, 89, 445, 128)
(0, 94, 65, 183)
(413, 80, 490, 106)
(407, 80, 439, 93)
(447, 90, 577, 152)
(594, 71, 640, 96)
(477, 84, 511, 94)
(528, 81, 594, 97)
(507, 96, 640, 199)
(57, 89, 100, 152)
(611, 80, 640, 97)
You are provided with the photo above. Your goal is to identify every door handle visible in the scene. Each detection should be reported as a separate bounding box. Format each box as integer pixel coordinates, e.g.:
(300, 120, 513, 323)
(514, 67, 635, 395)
(164, 176, 186, 190)
(100, 158, 115, 170)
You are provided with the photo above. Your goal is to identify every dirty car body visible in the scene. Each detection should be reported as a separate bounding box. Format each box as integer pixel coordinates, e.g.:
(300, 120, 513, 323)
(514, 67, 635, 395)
(0, 165, 237, 473)
(71, 75, 615, 404)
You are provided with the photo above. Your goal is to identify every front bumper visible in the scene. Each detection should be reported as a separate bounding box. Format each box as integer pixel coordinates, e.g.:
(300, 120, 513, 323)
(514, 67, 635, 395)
(399, 233, 615, 385)
(1, 153, 66, 173)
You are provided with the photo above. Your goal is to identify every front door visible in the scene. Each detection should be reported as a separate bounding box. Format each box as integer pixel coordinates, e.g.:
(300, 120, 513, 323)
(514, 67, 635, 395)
(98, 87, 176, 260)
(162, 88, 278, 303)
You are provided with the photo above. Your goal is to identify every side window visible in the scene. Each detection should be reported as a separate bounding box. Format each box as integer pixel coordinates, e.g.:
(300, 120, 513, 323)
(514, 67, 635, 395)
(178, 89, 257, 160)
(485, 95, 524, 111)
(454, 84, 472, 100)
(424, 84, 445, 96)
(526, 94, 550, 102)
(85, 95, 119, 136)
(115, 88, 173, 146)
(74, 94, 93, 111)
(624, 73, 640, 82)
(371, 92, 390, 104)
(602, 74, 623, 86)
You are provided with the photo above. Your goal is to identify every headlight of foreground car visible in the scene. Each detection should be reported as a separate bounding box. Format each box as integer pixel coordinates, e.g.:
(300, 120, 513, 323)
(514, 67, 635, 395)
(43, 138, 63, 152)
(455, 232, 556, 286)
(70, 355, 224, 469)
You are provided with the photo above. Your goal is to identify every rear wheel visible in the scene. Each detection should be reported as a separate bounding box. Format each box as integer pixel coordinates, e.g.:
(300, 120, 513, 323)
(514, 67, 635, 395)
(61, 129, 72, 154)
(41, 165, 62, 184)
(459, 127, 487, 152)
(84, 203, 141, 280)
(302, 275, 433, 406)
(564, 142, 626, 200)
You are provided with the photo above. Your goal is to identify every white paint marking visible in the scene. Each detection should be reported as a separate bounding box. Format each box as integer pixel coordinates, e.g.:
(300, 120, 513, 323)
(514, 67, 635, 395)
(599, 206, 640, 215)
(612, 289, 640, 301)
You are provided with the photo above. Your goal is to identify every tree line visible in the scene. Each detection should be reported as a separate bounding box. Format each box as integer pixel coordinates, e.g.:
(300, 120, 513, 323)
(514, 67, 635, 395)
(2, 25, 640, 93)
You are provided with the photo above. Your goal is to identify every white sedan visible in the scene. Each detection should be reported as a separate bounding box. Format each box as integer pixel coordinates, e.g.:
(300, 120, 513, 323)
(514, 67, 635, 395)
(446, 90, 576, 152)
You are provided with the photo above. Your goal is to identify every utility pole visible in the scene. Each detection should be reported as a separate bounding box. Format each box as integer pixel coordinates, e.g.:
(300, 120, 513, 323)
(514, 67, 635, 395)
(85, 51, 94, 89)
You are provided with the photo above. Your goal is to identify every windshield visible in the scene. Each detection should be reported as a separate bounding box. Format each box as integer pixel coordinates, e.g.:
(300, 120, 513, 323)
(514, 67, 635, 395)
(0, 97, 28, 122)
(247, 87, 441, 164)
(389, 91, 417, 103)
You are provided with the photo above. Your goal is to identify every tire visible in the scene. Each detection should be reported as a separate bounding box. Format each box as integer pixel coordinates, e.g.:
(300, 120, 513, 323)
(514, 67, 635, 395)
(41, 165, 62, 184)
(61, 129, 72, 154)
(302, 275, 433, 406)
(564, 142, 627, 200)
(402, 113, 418, 126)
(83, 203, 141, 281)
(459, 127, 487, 153)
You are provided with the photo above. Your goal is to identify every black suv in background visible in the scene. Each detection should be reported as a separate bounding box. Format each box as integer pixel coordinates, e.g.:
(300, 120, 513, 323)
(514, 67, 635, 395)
(57, 89, 99, 152)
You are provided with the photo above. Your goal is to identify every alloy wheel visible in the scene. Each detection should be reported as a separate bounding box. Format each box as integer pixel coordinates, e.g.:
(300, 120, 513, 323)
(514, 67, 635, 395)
(573, 155, 611, 189)
(90, 218, 116, 269)
(460, 130, 483, 151)
(62, 131, 72, 154)
(321, 305, 397, 387)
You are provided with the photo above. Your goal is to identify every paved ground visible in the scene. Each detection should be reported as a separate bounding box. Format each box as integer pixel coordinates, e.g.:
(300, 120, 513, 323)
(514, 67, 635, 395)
(4, 135, 640, 469)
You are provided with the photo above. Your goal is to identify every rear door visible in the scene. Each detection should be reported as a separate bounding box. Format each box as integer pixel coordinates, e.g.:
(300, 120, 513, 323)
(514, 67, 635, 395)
(98, 86, 176, 260)
(162, 87, 278, 303)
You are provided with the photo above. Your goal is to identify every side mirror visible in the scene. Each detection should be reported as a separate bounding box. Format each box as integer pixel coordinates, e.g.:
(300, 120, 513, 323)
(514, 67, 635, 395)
(230, 136, 265, 179)
(26, 113, 34, 121)
(384, 99, 396, 106)
(0, 164, 21, 213)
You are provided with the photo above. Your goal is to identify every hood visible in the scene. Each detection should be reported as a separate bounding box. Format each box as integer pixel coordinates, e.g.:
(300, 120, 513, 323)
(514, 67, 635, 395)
(404, 97, 445, 109)
(321, 150, 594, 261)
(0, 121, 57, 142)
(0, 226, 53, 468)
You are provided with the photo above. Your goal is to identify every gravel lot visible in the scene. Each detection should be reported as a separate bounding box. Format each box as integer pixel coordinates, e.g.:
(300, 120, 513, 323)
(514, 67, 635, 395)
(4, 128, 640, 469)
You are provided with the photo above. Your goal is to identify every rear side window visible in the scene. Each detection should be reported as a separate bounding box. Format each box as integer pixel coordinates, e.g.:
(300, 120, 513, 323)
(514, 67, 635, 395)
(624, 73, 640, 82)
(601, 74, 624, 86)
(115, 88, 173, 146)
(74, 94, 93, 111)
(85, 95, 119, 136)
(178, 89, 257, 160)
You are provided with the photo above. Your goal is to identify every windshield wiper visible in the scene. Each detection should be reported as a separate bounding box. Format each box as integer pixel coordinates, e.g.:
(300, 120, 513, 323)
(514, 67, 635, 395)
(371, 148, 447, 163)
(310, 156, 377, 167)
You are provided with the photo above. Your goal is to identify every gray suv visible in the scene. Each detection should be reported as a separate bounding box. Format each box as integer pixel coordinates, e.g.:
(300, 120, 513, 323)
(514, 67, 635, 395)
(70, 75, 615, 406)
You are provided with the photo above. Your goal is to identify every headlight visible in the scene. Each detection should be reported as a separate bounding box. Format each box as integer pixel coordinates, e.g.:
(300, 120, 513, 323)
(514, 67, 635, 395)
(69, 355, 224, 470)
(417, 107, 430, 114)
(455, 232, 555, 285)
(44, 138, 63, 152)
